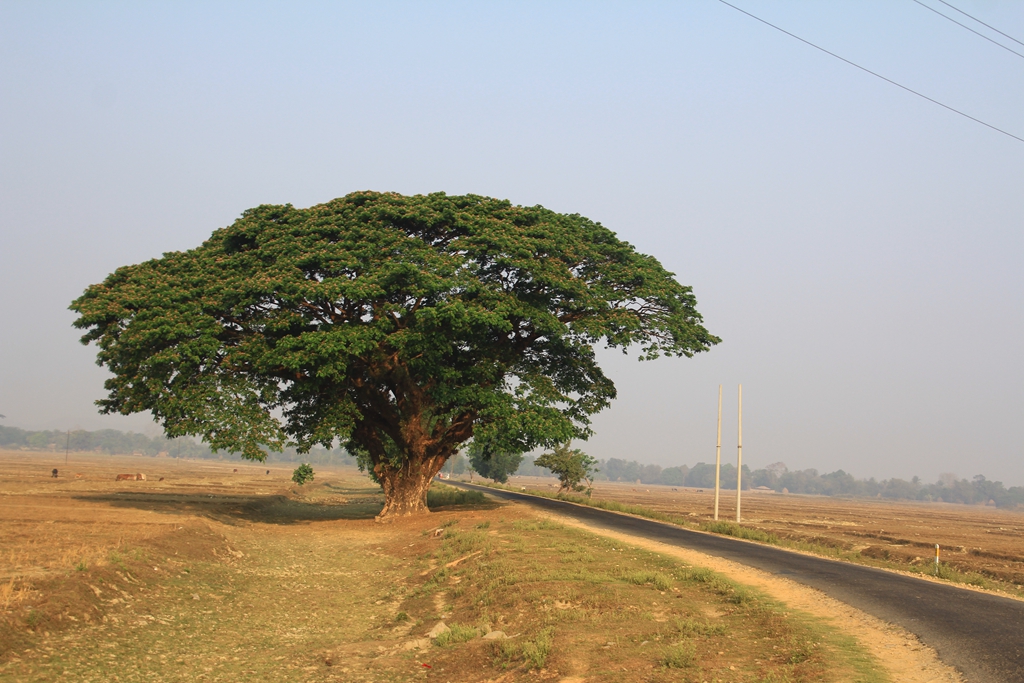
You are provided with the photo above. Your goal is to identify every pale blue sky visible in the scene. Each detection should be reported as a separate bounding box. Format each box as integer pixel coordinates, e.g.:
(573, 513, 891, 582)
(1, 1, 1021, 484)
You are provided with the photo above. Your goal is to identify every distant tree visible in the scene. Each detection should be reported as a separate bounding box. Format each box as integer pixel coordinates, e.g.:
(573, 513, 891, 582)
(71, 192, 718, 520)
(445, 452, 468, 476)
(292, 463, 315, 485)
(659, 465, 689, 487)
(685, 462, 717, 488)
(535, 442, 598, 494)
(640, 463, 663, 484)
(509, 454, 556, 478)
(466, 441, 523, 484)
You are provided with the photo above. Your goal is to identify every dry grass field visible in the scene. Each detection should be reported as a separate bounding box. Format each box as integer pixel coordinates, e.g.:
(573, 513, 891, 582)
(501, 476, 1024, 589)
(0, 450, 893, 682)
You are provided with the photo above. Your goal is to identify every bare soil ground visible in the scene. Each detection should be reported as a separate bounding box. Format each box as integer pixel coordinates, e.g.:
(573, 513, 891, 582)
(504, 477, 1024, 589)
(0, 451, 901, 682)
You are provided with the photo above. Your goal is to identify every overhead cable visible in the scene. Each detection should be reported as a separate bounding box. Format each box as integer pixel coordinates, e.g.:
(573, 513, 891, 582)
(714, 0, 1024, 145)
(910, 0, 1024, 60)
(935, 0, 1024, 48)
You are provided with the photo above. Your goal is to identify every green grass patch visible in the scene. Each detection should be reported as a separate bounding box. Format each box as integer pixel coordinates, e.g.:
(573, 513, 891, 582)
(428, 483, 486, 508)
(434, 623, 479, 647)
(700, 520, 780, 544)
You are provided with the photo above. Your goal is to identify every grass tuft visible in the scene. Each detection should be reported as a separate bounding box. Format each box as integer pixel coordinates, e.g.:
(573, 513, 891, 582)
(662, 641, 696, 668)
(434, 623, 479, 647)
(495, 627, 554, 669)
(623, 570, 673, 591)
(675, 617, 726, 637)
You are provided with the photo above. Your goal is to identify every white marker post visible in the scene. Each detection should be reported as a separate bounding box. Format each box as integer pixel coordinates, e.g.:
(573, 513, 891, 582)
(714, 385, 722, 521)
(935, 544, 940, 574)
(736, 384, 743, 524)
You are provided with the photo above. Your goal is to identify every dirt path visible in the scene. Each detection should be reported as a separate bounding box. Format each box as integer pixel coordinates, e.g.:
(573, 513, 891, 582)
(536, 505, 964, 683)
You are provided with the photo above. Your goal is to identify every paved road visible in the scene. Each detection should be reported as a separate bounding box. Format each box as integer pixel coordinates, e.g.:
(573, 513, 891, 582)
(451, 482, 1024, 683)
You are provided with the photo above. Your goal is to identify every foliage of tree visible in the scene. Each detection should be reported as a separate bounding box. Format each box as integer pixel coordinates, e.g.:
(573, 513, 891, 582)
(535, 442, 599, 494)
(466, 441, 523, 484)
(71, 192, 719, 519)
(292, 463, 315, 485)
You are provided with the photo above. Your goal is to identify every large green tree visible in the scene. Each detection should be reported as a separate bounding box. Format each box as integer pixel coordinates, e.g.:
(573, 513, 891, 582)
(71, 192, 719, 520)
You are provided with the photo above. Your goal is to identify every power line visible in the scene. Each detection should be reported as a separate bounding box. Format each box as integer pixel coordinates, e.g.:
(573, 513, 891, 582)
(714, 0, 1024, 145)
(910, 0, 1024, 60)
(935, 0, 1024, 48)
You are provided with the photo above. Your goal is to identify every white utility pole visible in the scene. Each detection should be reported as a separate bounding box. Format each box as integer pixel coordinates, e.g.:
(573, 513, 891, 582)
(736, 384, 743, 523)
(714, 385, 722, 521)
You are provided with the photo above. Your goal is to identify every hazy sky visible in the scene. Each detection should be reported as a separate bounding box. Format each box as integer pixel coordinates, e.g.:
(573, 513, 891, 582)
(1, 2, 1021, 485)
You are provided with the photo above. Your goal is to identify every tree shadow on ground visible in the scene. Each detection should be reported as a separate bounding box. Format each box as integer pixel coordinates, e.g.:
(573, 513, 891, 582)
(72, 489, 384, 525)
(72, 480, 499, 525)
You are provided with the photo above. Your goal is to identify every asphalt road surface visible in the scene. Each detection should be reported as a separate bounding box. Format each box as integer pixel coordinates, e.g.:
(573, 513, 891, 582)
(450, 482, 1024, 683)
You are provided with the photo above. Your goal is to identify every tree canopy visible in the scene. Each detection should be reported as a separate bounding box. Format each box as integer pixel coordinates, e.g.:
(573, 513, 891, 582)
(71, 191, 719, 519)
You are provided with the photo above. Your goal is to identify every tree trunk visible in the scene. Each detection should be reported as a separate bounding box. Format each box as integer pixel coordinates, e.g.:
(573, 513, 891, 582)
(376, 457, 445, 522)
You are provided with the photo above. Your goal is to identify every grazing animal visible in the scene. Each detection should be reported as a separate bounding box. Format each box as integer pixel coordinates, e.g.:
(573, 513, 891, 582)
(266, 470, 270, 475)
(51, 468, 58, 478)
(233, 468, 238, 473)
(75, 473, 84, 479)
(115, 473, 147, 481)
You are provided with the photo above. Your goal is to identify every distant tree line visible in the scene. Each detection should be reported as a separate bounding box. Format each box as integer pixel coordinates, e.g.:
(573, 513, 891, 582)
(579, 458, 1024, 509)
(5, 424, 1020, 508)
(0, 425, 356, 466)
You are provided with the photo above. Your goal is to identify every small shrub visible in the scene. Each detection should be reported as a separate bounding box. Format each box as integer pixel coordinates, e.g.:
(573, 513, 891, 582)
(395, 611, 409, 623)
(662, 641, 696, 668)
(74, 560, 88, 572)
(26, 609, 44, 629)
(933, 563, 992, 588)
(291, 463, 314, 485)
(476, 521, 491, 529)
